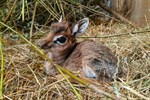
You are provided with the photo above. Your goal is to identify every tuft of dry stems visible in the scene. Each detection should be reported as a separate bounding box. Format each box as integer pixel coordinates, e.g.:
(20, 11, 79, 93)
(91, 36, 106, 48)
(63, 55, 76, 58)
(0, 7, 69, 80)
(1, 21, 150, 99)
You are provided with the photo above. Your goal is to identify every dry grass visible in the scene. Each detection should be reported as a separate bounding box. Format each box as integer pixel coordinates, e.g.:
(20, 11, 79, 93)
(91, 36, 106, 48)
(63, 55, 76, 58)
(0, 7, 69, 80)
(0, 0, 149, 99)
(1, 22, 150, 100)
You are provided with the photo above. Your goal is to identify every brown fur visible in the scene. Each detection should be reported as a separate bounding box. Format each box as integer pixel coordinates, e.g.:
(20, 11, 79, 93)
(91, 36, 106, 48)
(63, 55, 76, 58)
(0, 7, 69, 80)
(37, 19, 119, 81)
(63, 40, 117, 81)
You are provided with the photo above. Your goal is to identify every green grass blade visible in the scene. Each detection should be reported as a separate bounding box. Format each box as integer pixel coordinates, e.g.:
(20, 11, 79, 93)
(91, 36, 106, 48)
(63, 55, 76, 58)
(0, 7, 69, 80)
(0, 32, 4, 99)
(21, 0, 25, 21)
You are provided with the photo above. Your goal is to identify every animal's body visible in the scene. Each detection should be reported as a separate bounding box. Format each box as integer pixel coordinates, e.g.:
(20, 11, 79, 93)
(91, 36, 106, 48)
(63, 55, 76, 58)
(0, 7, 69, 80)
(37, 18, 118, 81)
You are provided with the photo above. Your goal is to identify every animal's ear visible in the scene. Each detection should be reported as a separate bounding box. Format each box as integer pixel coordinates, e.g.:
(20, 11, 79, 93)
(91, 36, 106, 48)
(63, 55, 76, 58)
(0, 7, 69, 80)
(59, 15, 63, 22)
(72, 18, 89, 36)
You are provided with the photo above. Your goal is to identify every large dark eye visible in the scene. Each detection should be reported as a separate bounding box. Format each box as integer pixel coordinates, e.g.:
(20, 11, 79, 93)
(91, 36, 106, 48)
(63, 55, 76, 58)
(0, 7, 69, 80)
(54, 36, 67, 45)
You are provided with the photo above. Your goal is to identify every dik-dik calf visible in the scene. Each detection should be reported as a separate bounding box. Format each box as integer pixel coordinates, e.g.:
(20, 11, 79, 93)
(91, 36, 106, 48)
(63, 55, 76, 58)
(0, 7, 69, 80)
(37, 18, 119, 81)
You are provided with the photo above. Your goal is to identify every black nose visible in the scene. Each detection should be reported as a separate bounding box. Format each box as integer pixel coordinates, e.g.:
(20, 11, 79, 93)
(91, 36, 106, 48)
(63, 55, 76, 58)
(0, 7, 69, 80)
(37, 39, 53, 49)
(37, 39, 46, 48)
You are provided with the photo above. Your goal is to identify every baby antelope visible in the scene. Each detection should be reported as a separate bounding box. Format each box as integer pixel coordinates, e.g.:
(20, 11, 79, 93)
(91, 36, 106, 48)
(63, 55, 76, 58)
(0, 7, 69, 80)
(37, 18, 119, 81)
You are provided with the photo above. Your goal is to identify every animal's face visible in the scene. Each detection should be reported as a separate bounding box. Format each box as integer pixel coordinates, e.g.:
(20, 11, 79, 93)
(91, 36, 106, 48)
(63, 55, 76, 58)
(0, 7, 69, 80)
(37, 21, 76, 55)
(37, 18, 89, 56)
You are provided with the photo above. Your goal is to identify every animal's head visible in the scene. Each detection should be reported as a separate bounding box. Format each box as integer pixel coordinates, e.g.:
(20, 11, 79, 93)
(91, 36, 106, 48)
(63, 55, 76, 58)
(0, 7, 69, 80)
(37, 17, 89, 55)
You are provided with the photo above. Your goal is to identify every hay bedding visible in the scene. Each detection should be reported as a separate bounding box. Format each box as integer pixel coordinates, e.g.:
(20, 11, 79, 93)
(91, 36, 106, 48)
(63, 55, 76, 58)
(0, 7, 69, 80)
(3, 23, 150, 99)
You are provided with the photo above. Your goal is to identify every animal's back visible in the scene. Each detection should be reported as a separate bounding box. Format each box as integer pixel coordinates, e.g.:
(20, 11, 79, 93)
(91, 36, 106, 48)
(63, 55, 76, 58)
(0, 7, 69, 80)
(63, 40, 118, 81)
